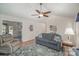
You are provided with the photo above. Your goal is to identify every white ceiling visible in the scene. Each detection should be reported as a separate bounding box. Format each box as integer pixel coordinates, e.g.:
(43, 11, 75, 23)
(0, 3, 79, 19)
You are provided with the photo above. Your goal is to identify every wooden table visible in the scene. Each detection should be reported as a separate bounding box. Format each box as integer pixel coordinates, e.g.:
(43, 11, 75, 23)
(62, 41, 74, 56)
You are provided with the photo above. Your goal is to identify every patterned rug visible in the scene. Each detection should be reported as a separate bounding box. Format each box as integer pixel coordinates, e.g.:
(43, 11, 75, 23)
(10, 44, 64, 56)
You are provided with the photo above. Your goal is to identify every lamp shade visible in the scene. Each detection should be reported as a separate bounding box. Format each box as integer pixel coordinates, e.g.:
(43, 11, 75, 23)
(65, 27, 74, 35)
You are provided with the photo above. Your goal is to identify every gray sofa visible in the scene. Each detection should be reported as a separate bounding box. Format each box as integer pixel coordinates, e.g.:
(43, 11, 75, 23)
(36, 33, 62, 51)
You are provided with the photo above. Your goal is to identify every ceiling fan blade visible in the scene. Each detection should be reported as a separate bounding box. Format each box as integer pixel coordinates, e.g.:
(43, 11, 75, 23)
(43, 11, 51, 14)
(36, 10, 40, 14)
(43, 14, 48, 17)
(32, 14, 38, 16)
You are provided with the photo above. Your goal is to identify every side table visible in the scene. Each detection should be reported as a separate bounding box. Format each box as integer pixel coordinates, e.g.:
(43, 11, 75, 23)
(62, 41, 74, 56)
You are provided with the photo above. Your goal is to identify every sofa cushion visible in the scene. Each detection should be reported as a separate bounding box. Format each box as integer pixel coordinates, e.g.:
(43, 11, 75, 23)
(42, 33, 55, 41)
(38, 38, 58, 45)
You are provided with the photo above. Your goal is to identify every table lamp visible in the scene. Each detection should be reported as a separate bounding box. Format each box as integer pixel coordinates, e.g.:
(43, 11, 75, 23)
(64, 27, 74, 40)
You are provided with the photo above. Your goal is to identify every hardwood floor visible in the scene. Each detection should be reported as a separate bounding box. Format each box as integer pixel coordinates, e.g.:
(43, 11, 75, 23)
(18, 39, 35, 47)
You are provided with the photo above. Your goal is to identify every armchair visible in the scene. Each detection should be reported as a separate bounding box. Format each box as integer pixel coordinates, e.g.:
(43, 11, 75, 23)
(0, 34, 21, 55)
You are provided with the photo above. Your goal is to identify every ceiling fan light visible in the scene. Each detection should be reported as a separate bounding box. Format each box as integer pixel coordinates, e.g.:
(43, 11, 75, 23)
(39, 14, 43, 17)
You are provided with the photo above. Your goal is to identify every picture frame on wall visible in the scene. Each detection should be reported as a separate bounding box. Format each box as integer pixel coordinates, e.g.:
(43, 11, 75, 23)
(49, 25, 57, 33)
(29, 25, 33, 31)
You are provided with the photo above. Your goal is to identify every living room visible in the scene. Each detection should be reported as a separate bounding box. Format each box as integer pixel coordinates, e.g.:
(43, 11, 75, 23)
(0, 3, 79, 56)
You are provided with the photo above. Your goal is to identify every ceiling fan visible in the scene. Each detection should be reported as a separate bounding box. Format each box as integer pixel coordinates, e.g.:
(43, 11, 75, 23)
(32, 3, 51, 18)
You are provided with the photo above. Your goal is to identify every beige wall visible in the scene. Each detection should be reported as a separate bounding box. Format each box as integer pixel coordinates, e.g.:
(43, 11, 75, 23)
(0, 14, 75, 43)
(22, 21, 46, 41)
(0, 14, 46, 42)
(46, 15, 76, 45)
(46, 15, 75, 35)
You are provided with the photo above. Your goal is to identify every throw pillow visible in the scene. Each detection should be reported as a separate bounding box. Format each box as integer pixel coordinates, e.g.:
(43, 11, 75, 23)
(38, 34, 42, 38)
(54, 36, 61, 42)
(51, 33, 55, 41)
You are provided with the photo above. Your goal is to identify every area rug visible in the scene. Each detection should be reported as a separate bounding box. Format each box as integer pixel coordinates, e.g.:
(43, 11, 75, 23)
(10, 44, 64, 56)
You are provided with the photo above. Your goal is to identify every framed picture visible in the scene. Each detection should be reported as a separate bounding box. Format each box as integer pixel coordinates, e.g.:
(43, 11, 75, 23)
(29, 25, 33, 31)
(49, 25, 57, 33)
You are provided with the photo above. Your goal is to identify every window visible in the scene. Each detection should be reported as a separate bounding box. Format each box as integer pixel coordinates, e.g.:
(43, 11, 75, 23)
(2, 25, 6, 34)
(9, 26, 13, 35)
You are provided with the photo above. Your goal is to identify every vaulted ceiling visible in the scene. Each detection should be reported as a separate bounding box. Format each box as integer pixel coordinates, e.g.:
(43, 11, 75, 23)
(0, 3, 79, 19)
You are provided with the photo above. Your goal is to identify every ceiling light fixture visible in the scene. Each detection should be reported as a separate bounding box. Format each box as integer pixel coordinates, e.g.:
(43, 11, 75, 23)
(32, 3, 51, 18)
(39, 13, 43, 17)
